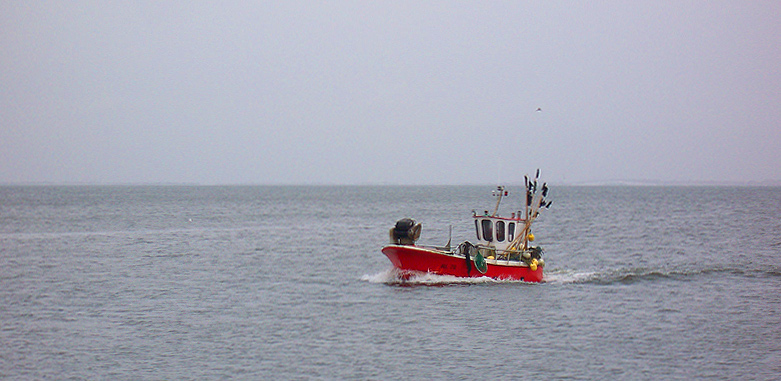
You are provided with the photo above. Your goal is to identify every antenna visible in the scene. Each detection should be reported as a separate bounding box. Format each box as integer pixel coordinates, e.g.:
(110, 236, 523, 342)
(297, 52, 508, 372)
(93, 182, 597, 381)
(497, 161, 502, 186)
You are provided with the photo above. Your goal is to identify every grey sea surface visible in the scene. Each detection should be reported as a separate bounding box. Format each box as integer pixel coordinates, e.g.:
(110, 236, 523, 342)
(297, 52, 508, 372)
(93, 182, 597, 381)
(1, 185, 779, 379)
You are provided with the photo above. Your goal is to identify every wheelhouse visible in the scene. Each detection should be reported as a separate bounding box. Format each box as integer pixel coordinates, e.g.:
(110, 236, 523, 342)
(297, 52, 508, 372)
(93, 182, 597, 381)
(472, 213, 524, 253)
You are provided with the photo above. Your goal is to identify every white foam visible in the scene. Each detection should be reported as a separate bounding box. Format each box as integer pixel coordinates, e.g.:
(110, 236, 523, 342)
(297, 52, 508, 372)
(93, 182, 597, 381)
(360, 268, 399, 283)
(540, 268, 598, 284)
(361, 267, 526, 285)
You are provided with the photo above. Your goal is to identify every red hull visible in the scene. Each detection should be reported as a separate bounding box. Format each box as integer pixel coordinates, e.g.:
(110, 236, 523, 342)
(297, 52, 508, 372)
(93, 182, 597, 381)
(382, 245, 543, 282)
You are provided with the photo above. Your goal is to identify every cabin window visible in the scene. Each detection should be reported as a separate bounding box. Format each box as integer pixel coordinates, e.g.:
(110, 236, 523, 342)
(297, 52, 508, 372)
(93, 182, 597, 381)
(474, 220, 480, 240)
(496, 221, 505, 242)
(481, 219, 493, 242)
(508, 222, 515, 241)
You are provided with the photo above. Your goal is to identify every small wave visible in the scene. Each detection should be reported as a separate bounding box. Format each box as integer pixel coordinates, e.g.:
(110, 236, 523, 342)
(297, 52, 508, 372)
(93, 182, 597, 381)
(582, 267, 714, 285)
(764, 269, 781, 278)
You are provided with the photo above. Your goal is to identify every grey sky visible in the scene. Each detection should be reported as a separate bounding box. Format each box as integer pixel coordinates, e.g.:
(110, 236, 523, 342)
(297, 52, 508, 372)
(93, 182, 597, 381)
(2, 1, 779, 185)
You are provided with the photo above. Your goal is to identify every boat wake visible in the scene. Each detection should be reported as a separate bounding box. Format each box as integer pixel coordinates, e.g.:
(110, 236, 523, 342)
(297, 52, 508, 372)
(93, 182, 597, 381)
(363, 265, 780, 287)
(540, 268, 600, 284)
(544, 265, 780, 285)
(361, 268, 532, 286)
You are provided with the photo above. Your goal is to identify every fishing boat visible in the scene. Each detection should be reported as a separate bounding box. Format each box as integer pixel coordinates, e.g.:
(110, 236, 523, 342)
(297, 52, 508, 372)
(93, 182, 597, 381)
(381, 170, 552, 282)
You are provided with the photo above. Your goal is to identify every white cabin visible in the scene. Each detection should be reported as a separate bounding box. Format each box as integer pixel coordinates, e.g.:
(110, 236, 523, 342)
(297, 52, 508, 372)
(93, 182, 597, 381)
(472, 213, 524, 253)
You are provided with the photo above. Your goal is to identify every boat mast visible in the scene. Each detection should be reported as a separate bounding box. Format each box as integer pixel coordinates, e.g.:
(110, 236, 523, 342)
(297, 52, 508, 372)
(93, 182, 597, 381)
(491, 186, 506, 216)
(507, 169, 550, 253)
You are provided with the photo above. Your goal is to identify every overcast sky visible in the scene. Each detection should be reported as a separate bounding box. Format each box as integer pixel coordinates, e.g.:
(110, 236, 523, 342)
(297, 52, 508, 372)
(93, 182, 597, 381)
(2, 1, 779, 185)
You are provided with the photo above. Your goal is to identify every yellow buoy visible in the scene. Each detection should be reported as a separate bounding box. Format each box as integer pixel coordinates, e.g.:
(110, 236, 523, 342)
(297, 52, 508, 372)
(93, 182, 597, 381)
(527, 233, 535, 241)
(530, 262, 537, 271)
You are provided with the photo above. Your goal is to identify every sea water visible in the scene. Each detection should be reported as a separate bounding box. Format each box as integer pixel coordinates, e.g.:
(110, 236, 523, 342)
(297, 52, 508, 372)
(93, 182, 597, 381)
(1, 185, 779, 379)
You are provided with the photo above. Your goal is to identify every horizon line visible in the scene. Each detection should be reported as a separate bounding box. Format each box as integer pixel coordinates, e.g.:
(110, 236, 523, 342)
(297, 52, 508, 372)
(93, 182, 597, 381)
(1, 179, 780, 187)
